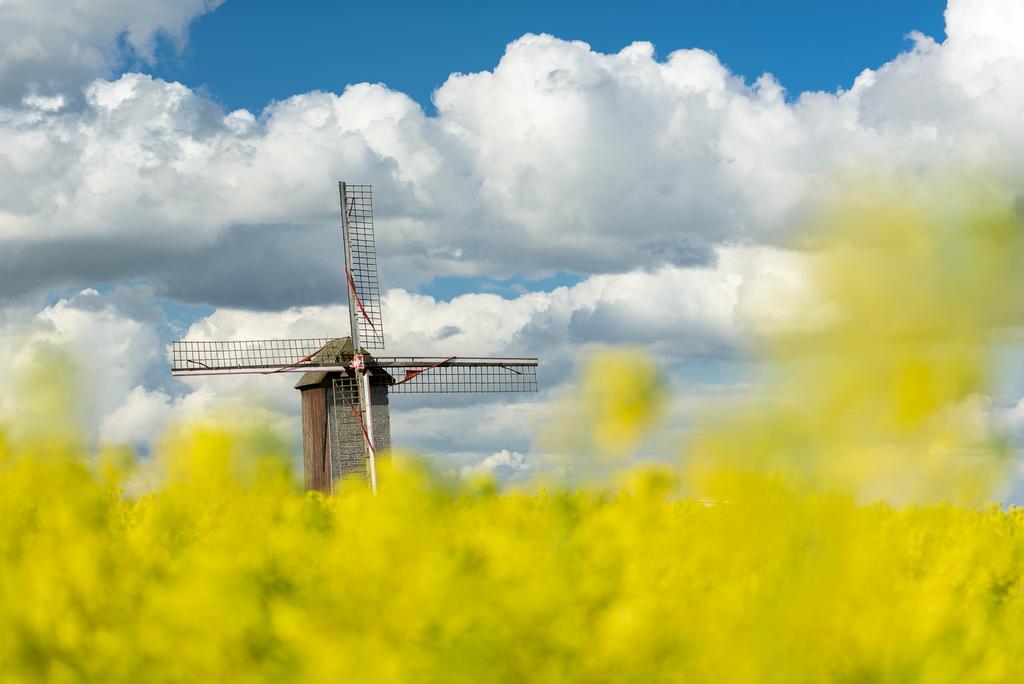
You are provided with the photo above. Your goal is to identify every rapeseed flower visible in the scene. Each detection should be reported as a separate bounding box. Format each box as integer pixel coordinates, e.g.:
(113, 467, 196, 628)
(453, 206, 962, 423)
(2, 187, 1024, 682)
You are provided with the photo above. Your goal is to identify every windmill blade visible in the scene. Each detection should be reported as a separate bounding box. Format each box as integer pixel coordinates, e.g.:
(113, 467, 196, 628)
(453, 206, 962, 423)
(170, 338, 351, 376)
(327, 373, 373, 482)
(340, 183, 385, 350)
(371, 356, 539, 394)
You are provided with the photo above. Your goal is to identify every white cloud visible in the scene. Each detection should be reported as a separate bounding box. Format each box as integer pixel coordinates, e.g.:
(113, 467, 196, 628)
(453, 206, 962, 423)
(5, 0, 1024, 475)
(6, 0, 1024, 309)
(180, 245, 782, 362)
(0, 286, 165, 437)
(0, 285, 303, 456)
(0, 0, 220, 104)
(460, 449, 531, 482)
(166, 249, 791, 463)
(100, 385, 174, 446)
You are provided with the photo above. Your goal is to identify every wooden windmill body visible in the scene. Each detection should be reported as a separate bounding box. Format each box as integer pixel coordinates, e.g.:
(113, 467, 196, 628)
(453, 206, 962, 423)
(293, 338, 393, 493)
(171, 183, 539, 493)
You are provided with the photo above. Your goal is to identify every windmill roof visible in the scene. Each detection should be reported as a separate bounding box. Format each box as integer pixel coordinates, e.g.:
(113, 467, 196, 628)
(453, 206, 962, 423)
(294, 372, 333, 389)
(293, 338, 393, 389)
(294, 338, 352, 389)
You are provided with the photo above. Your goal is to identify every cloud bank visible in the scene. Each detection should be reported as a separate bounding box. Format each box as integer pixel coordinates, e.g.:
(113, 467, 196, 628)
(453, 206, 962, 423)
(3, 0, 1024, 479)
(4, 0, 1024, 308)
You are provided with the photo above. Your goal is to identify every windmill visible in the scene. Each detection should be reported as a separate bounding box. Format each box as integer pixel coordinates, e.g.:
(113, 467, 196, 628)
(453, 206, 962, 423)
(170, 183, 539, 493)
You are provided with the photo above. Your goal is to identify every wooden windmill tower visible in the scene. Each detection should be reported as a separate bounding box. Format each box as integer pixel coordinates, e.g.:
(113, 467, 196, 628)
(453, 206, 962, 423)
(170, 183, 539, 493)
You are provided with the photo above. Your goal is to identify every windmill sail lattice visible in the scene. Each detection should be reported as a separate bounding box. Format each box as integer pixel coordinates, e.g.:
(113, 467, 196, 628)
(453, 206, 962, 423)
(326, 373, 378, 482)
(380, 358, 538, 394)
(169, 182, 539, 494)
(171, 338, 335, 374)
(340, 183, 385, 350)
(170, 341, 538, 391)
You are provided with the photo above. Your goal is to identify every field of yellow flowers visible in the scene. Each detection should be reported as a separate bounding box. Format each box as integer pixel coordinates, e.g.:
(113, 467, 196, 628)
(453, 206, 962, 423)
(3, 188, 1024, 683)
(5, 427, 1024, 683)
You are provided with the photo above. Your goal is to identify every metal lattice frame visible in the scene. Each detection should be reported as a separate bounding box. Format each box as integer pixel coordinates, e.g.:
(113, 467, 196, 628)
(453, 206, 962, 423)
(327, 374, 370, 481)
(341, 183, 385, 350)
(171, 338, 335, 375)
(374, 358, 539, 394)
(171, 340, 540, 392)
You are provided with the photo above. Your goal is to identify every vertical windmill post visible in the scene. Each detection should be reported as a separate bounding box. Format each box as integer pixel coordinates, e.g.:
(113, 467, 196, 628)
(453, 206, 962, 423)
(170, 183, 539, 493)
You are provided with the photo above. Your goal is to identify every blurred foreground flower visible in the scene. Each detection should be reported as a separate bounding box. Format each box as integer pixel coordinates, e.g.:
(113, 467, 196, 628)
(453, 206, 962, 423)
(4, 184, 1024, 682)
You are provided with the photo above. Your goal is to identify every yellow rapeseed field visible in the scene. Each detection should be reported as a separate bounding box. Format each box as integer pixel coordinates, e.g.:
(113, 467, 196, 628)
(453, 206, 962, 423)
(3, 188, 1024, 683)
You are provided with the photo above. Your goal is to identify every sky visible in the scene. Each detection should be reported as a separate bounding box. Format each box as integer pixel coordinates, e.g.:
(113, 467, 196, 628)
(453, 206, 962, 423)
(147, 1, 947, 115)
(3, 0, 1024, 485)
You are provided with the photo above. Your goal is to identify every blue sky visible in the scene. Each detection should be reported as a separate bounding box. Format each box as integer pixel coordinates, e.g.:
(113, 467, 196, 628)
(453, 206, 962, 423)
(149, 1, 947, 115)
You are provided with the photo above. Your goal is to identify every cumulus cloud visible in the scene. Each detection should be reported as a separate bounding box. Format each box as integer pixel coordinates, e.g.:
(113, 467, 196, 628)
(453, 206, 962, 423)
(5, 0, 1024, 472)
(460, 449, 531, 482)
(5, 0, 1024, 310)
(0, 285, 303, 455)
(0, 254, 748, 459)
(100, 385, 175, 446)
(0, 0, 220, 104)
(180, 245, 783, 362)
(166, 249, 795, 464)
(0, 286, 166, 436)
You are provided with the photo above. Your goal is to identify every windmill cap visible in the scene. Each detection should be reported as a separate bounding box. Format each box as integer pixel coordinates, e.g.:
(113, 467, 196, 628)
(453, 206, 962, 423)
(294, 337, 389, 389)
